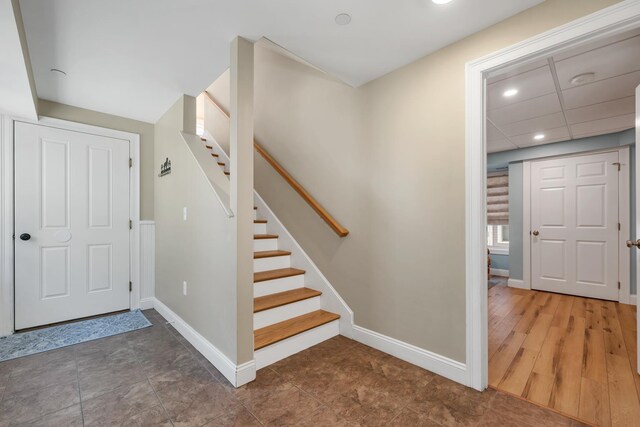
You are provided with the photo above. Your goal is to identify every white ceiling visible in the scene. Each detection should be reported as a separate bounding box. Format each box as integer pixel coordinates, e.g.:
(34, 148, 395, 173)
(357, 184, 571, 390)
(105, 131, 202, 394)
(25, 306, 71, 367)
(19, 0, 543, 123)
(0, 0, 37, 119)
(487, 28, 640, 153)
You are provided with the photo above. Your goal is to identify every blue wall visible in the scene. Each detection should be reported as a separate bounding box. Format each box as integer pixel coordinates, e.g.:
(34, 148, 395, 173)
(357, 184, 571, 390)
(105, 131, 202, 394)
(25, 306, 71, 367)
(487, 129, 636, 294)
(490, 253, 509, 271)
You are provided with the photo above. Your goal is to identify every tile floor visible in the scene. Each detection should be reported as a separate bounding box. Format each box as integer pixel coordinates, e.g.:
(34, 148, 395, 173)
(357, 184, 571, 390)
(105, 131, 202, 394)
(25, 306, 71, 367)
(0, 309, 585, 426)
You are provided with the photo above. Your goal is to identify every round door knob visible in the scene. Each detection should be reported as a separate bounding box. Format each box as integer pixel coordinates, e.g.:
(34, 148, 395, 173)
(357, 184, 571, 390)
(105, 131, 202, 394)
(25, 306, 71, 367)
(19, 233, 31, 241)
(626, 239, 640, 248)
(532, 230, 540, 236)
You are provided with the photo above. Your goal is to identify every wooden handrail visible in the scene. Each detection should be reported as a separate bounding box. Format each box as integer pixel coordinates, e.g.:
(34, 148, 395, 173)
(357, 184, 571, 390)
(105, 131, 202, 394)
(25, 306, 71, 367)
(204, 91, 349, 237)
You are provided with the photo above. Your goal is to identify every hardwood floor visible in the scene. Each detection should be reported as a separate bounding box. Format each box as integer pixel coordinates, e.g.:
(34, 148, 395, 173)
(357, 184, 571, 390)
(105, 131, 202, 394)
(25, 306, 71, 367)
(488, 284, 640, 427)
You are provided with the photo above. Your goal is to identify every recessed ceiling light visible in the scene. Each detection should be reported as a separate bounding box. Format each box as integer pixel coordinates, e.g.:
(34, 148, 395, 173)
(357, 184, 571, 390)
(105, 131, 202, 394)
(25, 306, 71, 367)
(534, 133, 545, 141)
(503, 88, 518, 98)
(570, 72, 595, 86)
(432, 0, 453, 4)
(50, 68, 67, 76)
(335, 13, 351, 25)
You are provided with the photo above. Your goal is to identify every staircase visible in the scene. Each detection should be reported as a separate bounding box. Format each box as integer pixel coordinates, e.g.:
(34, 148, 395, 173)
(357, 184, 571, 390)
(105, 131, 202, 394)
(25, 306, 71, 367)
(201, 136, 341, 369)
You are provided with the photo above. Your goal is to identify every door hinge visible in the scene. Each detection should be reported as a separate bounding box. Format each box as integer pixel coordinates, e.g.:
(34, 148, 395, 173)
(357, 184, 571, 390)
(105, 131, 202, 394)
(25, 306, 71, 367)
(129, 281, 132, 292)
(613, 162, 621, 171)
(618, 281, 621, 290)
(129, 158, 133, 168)
(129, 220, 132, 230)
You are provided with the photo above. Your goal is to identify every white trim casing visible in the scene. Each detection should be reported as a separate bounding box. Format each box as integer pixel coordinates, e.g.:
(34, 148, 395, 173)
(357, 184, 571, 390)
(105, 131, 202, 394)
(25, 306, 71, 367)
(0, 116, 141, 336)
(618, 147, 631, 304)
(465, 0, 640, 391)
(351, 325, 467, 385)
(522, 161, 532, 291)
(152, 298, 256, 387)
(0, 115, 14, 337)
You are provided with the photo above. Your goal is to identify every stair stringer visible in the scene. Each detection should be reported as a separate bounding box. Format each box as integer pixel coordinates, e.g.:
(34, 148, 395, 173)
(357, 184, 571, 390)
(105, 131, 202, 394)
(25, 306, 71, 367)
(202, 130, 354, 338)
(253, 191, 354, 338)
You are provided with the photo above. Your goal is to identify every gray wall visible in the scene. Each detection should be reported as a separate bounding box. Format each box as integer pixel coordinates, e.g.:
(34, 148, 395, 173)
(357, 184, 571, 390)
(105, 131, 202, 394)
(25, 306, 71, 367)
(154, 95, 245, 363)
(488, 129, 636, 294)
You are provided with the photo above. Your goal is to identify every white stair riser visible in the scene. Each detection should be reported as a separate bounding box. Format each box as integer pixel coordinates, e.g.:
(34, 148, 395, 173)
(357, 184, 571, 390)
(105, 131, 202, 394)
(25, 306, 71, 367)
(253, 223, 267, 234)
(255, 320, 339, 370)
(253, 296, 320, 331)
(253, 255, 290, 273)
(254, 275, 304, 297)
(254, 238, 278, 252)
(254, 297, 321, 330)
(253, 209, 257, 220)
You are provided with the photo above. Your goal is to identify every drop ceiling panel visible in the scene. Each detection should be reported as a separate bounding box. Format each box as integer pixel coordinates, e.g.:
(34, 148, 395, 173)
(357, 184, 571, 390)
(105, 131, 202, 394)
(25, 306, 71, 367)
(571, 113, 635, 138)
(554, 35, 640, 90)
(499, 112, 567, 138)
(487, 28, 638, 153)
(564, 96, 635, 125)
(510, 126, 570, 148)
(487, 120, 507, 142)
(487, 139, 519, 153)
(562, 70, 640, 109)
(487, 93, 562, 126)
(487, 66, 556, 110)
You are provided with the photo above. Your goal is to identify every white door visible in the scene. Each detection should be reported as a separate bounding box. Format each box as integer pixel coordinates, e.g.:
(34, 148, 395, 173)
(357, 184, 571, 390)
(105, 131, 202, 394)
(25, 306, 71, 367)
(530, 151, 619, 301)
(14, 122, 130, 330)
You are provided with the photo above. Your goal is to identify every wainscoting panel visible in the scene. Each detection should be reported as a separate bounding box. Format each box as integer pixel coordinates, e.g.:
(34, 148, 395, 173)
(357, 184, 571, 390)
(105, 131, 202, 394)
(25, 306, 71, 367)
(139, 221, 155, 309)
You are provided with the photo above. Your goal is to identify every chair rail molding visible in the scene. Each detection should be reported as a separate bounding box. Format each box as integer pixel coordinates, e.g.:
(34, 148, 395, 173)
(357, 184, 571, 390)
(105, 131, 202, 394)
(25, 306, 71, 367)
(465, 0, 640, 391)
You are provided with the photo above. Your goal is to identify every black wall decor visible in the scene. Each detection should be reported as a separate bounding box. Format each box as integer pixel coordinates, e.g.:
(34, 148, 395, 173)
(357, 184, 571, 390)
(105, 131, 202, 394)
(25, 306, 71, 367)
(159, 157, 172, 177)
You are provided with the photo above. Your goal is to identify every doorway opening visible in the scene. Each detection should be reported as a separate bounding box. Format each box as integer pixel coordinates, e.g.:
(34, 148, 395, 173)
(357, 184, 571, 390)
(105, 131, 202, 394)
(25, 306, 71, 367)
(466, 3, 640, 426)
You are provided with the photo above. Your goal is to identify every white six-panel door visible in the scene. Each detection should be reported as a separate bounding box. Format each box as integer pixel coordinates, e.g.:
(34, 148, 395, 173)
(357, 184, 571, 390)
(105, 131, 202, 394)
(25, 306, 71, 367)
(14, 122, 130, 329)
(530, 151, 619, 301)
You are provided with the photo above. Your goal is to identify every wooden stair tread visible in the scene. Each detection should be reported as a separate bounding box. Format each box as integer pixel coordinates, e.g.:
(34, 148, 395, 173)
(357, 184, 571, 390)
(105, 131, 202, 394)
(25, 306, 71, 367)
(254, 234, 278, 240)
(210, 153, 219, 157)
(254, 267, 304, 283)
(254, 288, 321, 313)
(217, 162, 225, 166)
(254, 310, 340, 350)
(205, 145, 213, 149)
(254, 250, 291, 259)
(254, 219, 267, 224)
(224, 171, 230, 175)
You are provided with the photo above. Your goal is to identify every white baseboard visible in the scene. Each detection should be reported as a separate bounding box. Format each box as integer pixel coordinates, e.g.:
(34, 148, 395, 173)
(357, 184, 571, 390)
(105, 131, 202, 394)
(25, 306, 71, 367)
(630, 295, 637, 306)
(508, 278, 527, 289)
(151, 297, 256, 387)
(490, 268, 509, 277)
(350, 325, 467, 386)
(139, 298, 155, 310)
